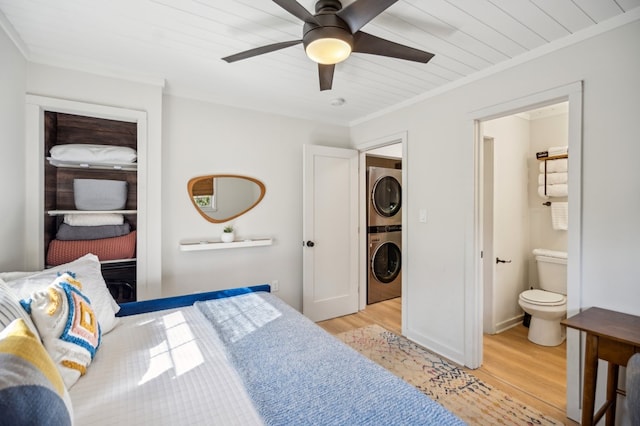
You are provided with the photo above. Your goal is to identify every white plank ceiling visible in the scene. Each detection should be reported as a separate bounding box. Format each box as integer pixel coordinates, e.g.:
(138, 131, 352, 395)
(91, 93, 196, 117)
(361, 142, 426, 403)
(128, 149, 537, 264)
(1, 0, 638, 125)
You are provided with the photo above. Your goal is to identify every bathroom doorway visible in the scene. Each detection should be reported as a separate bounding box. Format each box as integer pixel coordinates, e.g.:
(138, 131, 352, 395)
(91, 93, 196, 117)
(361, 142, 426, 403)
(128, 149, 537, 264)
(482, 102, 569, 334)
(470, 83, 584, 420)
(480, 102, 570, 411)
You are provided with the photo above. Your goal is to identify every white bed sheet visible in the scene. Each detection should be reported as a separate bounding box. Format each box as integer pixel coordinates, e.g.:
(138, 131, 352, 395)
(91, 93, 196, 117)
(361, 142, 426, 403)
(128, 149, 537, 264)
(69, 306, 264, 425)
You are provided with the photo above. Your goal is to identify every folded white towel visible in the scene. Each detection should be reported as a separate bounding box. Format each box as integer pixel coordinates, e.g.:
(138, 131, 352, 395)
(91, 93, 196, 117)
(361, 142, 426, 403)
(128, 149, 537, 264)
(538, 184, 568, 198)
(538, 172, 568, 186)
(548, 146, 568, 156)
(64, 213, 124, 227)
(539, 158, 568, 173)
(551, 202, 568, 231)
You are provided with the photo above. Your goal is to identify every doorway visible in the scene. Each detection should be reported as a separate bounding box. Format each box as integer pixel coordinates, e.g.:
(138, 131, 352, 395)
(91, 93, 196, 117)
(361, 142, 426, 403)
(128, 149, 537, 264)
(366, 154, 402, 305)
(357, 133, 407, 331)
(469, 82, 583, 421)
(481, 102, 569, 411)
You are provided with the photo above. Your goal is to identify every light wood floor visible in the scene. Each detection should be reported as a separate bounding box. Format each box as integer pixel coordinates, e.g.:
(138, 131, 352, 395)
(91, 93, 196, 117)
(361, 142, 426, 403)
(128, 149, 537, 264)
(317, 298, 579, 425)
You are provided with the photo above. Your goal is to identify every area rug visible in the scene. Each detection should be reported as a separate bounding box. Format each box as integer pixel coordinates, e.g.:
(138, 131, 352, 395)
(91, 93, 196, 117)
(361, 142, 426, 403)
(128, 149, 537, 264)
(335, 325, 563, 426)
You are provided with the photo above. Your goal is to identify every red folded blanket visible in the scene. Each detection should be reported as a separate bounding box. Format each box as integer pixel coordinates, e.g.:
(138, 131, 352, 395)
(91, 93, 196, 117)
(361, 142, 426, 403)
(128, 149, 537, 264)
(47, 231, 136, 266)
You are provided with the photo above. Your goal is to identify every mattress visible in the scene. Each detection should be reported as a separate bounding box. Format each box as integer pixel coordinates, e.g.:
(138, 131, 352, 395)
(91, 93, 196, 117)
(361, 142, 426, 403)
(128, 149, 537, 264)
(68, 305, 264, 425)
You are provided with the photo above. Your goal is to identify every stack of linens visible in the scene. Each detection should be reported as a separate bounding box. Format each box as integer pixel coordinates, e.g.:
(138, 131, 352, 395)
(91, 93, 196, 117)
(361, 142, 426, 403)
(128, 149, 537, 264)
(47, 144, 138, 266)
(47, 214, 136, 266)
(538, 156, 568, 198)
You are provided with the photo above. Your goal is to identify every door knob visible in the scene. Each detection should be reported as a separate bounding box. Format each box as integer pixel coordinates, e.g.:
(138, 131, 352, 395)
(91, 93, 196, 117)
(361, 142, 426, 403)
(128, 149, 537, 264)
(496, 257, 512, 264)
(306, 241, 315, 247)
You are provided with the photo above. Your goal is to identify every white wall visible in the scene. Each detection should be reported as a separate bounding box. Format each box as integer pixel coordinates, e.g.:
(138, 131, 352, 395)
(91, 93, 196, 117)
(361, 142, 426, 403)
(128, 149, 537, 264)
(350, 19, 640, 369)
(528, 112, 568, 285)
(161, 95, 350, 309)
(0, 25, 26, 270)
(9, 60, 351, 310)
(24, 63, 165, 298)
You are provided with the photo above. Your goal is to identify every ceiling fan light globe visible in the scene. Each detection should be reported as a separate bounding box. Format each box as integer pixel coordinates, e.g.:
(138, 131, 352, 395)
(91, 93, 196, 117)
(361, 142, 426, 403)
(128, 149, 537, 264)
(306, 38, 352, 65)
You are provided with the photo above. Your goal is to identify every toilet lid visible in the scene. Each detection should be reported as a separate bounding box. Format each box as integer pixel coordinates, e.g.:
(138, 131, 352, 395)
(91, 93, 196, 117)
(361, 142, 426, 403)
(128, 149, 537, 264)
(520, 289, 566, 306)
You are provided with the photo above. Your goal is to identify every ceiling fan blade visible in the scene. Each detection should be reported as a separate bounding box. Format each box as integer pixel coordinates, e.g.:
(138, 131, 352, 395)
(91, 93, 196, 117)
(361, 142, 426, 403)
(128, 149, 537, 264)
(318, 64, 335, 91)
(273, 0, 320, 25)
(222, 40, 302, 63)
(336, 0, 399, 33)
(352, 31, 434, 63)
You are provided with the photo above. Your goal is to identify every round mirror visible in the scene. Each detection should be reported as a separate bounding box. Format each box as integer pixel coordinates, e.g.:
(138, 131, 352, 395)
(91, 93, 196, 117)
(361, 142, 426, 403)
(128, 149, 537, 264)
(187, 175, 266, 223)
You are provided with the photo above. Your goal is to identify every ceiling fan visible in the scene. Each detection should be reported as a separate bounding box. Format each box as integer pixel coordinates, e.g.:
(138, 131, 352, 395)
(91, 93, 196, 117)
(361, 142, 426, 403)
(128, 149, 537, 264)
(222, 0, 434, 91)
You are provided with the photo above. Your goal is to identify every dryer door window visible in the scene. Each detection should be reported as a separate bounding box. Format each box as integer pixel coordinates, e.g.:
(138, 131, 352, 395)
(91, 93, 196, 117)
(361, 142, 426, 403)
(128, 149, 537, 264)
(372, 176, 401, 217)
(371, 242, 401, 284)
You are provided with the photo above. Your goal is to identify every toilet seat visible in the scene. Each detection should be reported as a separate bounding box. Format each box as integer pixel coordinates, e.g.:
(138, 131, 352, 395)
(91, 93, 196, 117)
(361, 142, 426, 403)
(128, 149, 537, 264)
(520, 289, 566, 306)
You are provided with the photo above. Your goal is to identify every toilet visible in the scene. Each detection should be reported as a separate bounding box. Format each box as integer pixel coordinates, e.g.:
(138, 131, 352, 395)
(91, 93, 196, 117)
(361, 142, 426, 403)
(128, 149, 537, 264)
(518, 249, 567, 346)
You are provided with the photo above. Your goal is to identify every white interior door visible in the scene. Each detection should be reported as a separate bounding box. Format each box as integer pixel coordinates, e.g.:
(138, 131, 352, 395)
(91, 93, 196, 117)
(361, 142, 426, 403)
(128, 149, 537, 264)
(491, 130, 530, 333)
(302, 144, 359, 322)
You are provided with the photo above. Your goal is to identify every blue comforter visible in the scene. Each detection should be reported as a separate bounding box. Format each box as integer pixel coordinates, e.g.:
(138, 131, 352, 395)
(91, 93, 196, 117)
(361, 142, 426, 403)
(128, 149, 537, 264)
(195, 292, 465, 426)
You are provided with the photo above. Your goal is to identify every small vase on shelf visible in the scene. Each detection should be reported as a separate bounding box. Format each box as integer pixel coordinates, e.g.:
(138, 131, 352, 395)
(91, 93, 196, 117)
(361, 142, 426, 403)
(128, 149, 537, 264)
(221, 226, 234, 243)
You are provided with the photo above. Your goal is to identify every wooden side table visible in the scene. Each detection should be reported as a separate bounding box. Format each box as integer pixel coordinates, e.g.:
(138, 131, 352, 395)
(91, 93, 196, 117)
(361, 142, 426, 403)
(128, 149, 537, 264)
(562, 307, 640, 426)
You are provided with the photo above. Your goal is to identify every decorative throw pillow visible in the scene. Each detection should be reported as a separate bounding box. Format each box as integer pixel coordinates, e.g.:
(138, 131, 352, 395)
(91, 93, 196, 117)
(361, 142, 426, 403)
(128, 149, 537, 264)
(0, 318, 74, 425)
(2, 253, 120, 334)
(23, 273, 102, 388)
(0, 280, 39, 338)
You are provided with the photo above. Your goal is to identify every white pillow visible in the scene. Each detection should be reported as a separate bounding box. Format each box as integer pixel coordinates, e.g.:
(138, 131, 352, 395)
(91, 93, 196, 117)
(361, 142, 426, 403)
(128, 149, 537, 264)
(24, 272, 101, 388)
(3, 254, 120, 334)
(50, 143, 137, 164)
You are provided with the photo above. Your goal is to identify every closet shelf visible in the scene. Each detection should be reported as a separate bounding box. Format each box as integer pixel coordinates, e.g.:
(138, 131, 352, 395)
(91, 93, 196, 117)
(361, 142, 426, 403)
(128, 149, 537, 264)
(179, 238, 273, 251)
(48, 210, 137, 216)
(47, 157, 137, 171)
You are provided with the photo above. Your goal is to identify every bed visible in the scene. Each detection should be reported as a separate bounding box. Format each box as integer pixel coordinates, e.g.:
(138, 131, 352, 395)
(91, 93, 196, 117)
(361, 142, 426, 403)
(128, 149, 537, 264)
(0, 255, 463, 425)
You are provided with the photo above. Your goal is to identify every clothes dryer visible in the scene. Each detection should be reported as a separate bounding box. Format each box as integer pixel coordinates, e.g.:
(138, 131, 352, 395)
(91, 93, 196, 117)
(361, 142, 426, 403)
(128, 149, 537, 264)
(368, 167, 402, 227)
(368, 231, 401, 304)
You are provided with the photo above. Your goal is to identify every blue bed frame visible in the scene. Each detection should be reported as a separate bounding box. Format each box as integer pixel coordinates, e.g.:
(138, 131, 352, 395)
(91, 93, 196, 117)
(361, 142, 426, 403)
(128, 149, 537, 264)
(116, 284, 270, 317)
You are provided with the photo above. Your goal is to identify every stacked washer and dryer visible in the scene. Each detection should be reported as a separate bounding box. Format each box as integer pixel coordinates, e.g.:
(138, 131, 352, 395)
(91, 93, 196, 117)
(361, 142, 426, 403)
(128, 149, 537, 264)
(367, 166, 402, 304)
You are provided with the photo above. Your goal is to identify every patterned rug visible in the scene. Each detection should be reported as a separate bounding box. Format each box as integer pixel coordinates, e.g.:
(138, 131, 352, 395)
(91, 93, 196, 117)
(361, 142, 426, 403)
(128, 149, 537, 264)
(336, 325, 564, 426)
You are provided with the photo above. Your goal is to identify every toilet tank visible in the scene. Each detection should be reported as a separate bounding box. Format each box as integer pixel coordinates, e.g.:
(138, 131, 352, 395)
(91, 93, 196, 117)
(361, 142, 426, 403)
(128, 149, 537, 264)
(533, 249, 567, 294)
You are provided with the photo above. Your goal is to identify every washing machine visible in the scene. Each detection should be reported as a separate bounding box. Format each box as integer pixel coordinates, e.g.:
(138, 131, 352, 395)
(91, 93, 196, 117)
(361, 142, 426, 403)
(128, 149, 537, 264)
(368, 231, 402, 304)
(368, 167, 402, 228)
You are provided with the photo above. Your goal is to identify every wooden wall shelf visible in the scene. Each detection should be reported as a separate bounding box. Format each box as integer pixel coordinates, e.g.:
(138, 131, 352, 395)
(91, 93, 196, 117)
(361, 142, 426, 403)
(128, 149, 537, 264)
(537, 154, 568, 161)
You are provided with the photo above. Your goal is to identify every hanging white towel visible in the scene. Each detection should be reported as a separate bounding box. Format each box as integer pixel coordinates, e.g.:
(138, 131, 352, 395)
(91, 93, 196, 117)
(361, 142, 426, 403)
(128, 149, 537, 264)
(538, 172, 568, 186)
(551, 202, 569, 231)
(538, 184, 568, 198)
(539, 158, 568, 173)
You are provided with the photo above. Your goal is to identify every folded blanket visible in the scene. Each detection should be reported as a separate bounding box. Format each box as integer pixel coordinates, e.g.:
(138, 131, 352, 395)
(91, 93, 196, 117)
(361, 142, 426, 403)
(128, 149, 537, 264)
(538, 172, 568, 185)
(195, 292, 463, 426)
(64, 214, 124, 227)
(538, 184, 568, 198)
(50, 144, 137, 164)
(539, 158, 567, 173)
(55, 223, 131, 241)
(46, 231, 136, 266)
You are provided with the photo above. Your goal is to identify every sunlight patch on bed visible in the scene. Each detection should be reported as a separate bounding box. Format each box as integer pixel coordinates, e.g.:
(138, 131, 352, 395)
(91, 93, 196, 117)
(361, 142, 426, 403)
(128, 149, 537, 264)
(199, 293, 282, 343)
(138, 311, 204, 384)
